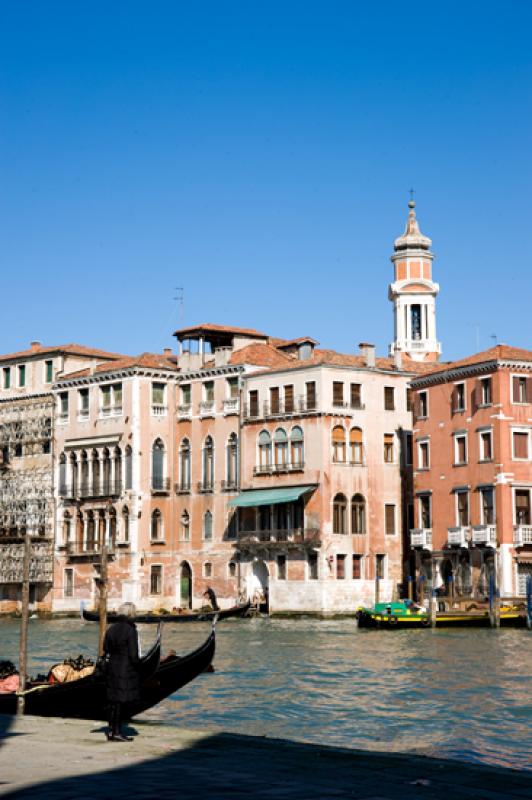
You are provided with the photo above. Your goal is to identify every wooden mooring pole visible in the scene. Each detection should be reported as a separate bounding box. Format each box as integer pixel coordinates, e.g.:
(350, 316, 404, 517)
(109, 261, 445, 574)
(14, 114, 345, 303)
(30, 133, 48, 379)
(97, 529, 109, 657)
(17, 532, 32, 715)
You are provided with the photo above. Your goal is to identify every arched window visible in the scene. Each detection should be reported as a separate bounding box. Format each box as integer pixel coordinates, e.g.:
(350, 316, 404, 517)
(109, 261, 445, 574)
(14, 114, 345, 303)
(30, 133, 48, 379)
(258, 430, 272, 470)
(62, 512, 71, 546)
(226, 433, 238, 487)
(351, 494, 366, 534)
(124, 445, 133, 490)
(102, 447, 111, 494)
(80, 450, 89, 493)
(349, 428, 363, 464)
(70, 452, 78, 496)
(122, 506, 130, 543)
(151, 509, 163, 541)
(108, 507, 116, 548)
(274, 428, 288, 466)
(86, 511, 95, 551)
(290, 426, 304, 467)
(152, 439, 165, 490)
(114, 446, 122, 493)
(91, 449, 100, 496)
(180, 510, 190, 542)
(59, 453, 67, 494)
(333, 493, 347, 534)
(179, 438, 191, 491)
(228, 561, 237, 578)
(203, 510, 213, 540)
(332, 426, 346, 463)
(202, 436, 214, 490)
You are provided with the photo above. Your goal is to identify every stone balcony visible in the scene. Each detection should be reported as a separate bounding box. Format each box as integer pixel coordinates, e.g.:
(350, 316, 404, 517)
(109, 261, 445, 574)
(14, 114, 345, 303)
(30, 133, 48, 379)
(177, 404, 192, 419)
(471, 524, 497, 547)
(514, 525, 532, 547)
(223, 398, 240, 416)
(237, 527, 321, 551)
(410, 528, 432, 550)
(447, 526, 470, 547)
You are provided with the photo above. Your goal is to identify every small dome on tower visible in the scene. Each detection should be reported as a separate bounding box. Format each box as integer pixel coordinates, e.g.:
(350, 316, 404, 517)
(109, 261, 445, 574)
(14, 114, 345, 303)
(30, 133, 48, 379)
(394, 200, 432, 252)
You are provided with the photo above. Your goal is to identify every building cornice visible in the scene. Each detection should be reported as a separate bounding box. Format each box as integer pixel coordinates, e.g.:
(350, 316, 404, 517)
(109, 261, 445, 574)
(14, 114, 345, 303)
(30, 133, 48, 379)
(410, 359, 532, 389)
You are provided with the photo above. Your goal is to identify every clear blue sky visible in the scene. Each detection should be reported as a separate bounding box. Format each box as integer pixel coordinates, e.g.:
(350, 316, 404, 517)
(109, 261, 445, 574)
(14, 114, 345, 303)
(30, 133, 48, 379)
(1, 1, 531, 361)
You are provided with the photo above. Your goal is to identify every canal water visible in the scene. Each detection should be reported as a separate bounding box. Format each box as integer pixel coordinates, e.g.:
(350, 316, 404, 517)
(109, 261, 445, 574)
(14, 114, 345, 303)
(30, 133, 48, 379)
(2, 616, 531, 771)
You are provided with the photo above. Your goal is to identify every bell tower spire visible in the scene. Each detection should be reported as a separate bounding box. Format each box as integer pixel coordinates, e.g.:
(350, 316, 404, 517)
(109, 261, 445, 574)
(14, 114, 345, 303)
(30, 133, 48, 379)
(389, 199, 441, 362)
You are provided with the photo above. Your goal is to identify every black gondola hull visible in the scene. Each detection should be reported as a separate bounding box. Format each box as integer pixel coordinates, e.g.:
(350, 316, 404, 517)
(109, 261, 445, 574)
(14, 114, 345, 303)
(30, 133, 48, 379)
(82, 602, 251, 624)
(0, 627, 215, 720)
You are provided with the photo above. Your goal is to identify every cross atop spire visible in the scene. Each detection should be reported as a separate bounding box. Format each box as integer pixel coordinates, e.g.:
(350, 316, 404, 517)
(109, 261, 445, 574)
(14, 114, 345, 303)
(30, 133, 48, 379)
(394, 196, 431, 252)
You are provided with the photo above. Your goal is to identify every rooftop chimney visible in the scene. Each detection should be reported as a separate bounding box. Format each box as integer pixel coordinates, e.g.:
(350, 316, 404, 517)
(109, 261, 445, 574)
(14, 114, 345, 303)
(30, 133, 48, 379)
(394, 349, 403, 370)
(163, 348, 173, 357)
(30, 341, 41, 352)
(359, 342, 376, 368)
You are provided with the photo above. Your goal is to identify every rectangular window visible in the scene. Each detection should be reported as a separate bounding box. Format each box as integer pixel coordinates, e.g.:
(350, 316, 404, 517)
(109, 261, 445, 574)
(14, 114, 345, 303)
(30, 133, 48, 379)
(227, 377, 239, 398)
(152, 382, 166, 406)
(352, 555, 362, 580)
(456, 491, 469, 526)
(479, 430, 493, 461)
(18, 364, 26, 387)
(384, 386, 395, 410)
(203, 381, 214, 403)
(336, 554, 346, 579)
(419, 390, 428, 418)
(350, 383, 362, 409)
(113, 383, 122, 410)
(419, 495, 431, 528)
(384, 433, 394, 463)
(269, 386, 280, 414)
(308, 552, 318, 580)
(59, 392, 69, 418)
(2, 367, 10, 389)
(385, 504, 396, 535)
(204, 562, 212, 578)
(418, 440, 430, 469)
(305, 381, 316, 411)
(150, 565, 162, 595)
(249, 390, 259, 417)
(64, 569, 74, 598)
(480, 377, 492, 406)
(515, 490, 531, 525)
(405, 432, 413, 466)
(454, 434, 467, 465)
(453, 383, 466, 412)
(284, 385, 294, 413)
(406, 388, 413, 412)
(480, 487, 495, 524)
(512, 376, 529, 404)
(181, 384, 191, 404)
(45, 360, 53, 384)
(101, 385, 111, 410)
(78, 388, 89, 416)
(376, 555, 385, 580)
(513, 431, 529, 460)
(277, 555, 286, 580)
(333, 381, 344, 407)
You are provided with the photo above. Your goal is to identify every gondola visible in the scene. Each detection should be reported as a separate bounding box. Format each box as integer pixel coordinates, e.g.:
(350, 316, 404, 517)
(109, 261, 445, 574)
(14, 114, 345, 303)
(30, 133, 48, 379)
(81, 600, 251, 624)
(0, 622, 215, 719)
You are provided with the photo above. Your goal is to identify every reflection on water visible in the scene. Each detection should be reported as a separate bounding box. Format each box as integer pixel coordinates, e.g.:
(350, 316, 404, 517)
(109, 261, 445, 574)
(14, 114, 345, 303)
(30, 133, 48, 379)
(2, 616, 531, 771)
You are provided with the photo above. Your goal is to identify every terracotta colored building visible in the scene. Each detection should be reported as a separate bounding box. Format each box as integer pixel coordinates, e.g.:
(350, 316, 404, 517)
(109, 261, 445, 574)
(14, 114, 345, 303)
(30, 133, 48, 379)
(410, 345, 532, 600)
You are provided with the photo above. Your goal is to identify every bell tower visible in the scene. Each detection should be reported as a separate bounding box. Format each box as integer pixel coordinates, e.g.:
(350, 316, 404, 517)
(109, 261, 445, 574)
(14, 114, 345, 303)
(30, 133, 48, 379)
(389, 199, 441, 362)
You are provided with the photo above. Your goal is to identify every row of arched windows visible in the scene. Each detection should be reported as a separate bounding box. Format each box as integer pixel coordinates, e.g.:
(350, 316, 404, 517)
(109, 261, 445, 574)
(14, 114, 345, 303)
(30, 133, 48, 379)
(60, 446, 132, 496)
(332, 493, 366, 535)
(258, 427, 304, 468)
(150, 507, 236, 542)
(332, 427, 363, 464)
(179, 433, 238, 490)
(62, 506, 129, 550)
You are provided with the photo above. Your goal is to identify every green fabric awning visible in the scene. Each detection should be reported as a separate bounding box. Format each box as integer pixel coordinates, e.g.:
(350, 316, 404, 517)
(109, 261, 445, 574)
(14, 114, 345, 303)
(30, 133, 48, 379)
(228, 485, 315, 508)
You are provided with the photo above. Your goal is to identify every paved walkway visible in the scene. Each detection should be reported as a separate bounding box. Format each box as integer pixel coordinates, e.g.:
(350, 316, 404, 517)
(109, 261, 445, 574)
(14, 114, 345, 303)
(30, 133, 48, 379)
(0, 714, 531, 799)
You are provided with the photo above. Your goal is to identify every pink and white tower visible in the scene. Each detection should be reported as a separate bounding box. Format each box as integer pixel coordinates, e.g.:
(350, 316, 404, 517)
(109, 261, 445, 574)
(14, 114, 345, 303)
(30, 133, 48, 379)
(389, 200, 441, 362)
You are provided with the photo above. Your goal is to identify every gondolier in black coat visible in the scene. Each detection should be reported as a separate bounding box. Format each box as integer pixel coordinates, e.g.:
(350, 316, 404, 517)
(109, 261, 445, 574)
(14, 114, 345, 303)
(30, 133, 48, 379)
(103, 602, 141, 742)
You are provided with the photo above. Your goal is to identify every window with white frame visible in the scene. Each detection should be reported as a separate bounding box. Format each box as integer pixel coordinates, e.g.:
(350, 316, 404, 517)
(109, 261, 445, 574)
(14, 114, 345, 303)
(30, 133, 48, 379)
(179, 438, 191, 490)
(332, 426, 346, 463)
(180, 383, 191, 406)
(202, 436, 214, 488)
(3, 367, 11, 389)
(273, 428, 288, 466)
(228, 561, 237, 578)
(419, 494, 431, 528)
(64, 568, 74, 598)
(351, 494, 366, 534)
(150, 565, 162, 595)
(384, 433, 395, 463)
(376, 554, 386, 580)
(479, 429, 493, 461)
(226, 433, 238, 486)
(512, 429, 530, 460)
(349, 428, 363, 464)
(352, 554, 363, 580)
(100, 383, 122, 415)
(290, 426, 304, 467)
(385, 504, 396, 535)
(78, 388, 89, 418)
(512, 375, 530, 404)
(151, 382, 166, 414)
(480, 487, 495, 525)
(18, 364, 26, 388)
(203, 562, 212, 578)
(180, 510, 190, 541)
(44, 360, 53, 384)
(479, 377, 492, 406)
(515, 489, 531, 525)
(455, 490, 469, 526)
(59, 392, 69, 420)
(384, 386, 395, 411)
(151, 439, 166, 489)
(124, 446, 133, 489)
(258, 430, 272, 469)
(454, 432, 467, 465)
(333, 493, 347, 534)
(418, 438, 430, 469)
(203, 510, 213, 540)
(453, 383, 466, 413)
(150, 509, 163, 541)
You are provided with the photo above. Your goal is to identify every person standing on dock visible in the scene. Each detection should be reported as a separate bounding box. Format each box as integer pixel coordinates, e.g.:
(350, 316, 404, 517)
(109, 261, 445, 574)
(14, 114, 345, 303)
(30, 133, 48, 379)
(103, 602, 141, 742)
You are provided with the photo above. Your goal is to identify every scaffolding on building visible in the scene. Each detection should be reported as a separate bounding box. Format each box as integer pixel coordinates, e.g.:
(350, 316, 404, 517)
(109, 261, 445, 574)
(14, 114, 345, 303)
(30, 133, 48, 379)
(0, 398, 54, 587)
